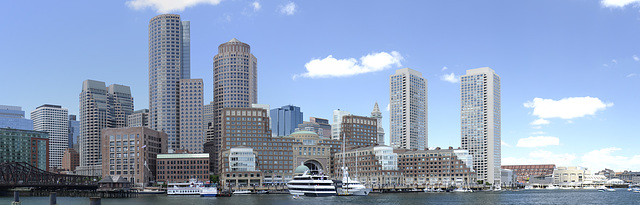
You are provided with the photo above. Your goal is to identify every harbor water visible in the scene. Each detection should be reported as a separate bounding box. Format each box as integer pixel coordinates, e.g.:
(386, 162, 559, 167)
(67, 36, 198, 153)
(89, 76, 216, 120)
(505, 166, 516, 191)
(1, 189, 639, 204)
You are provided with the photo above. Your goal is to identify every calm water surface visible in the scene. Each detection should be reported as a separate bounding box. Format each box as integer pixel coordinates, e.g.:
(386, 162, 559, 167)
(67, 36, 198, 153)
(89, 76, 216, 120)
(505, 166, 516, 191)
(1, 189, 639, 205)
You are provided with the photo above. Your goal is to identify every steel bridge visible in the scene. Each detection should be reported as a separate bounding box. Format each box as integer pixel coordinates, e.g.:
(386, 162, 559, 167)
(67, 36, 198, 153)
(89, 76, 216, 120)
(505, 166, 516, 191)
(0, 162, 99, 189)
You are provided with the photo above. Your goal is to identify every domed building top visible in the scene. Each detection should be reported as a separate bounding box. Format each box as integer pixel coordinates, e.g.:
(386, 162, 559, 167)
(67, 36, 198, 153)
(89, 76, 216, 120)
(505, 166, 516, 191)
(228, 38, 241, 43)
(290, 130, 318, 136)
(294, 165, 310, 174)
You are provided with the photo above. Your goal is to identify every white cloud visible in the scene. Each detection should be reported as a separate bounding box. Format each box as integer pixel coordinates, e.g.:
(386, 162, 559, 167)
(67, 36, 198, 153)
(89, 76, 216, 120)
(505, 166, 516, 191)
(126, 0, 222, 13)
(524, 97, 613, 119)
(612, 59, 618, 64)
(634, 55, 639, 61)
(601, 0, 640, 8)
(252, 1, 261, 11)
(580, 147, 640, 171)
(294, 51, 403, 79)
(627, 73, 637, 78)
(440, 73, 459, 83)
(441, 66, 448, 71)
(530, 118, 550, 125)
(501, 140, 511, 147)
(503, 150, 576, 167)
(531, 131, 545, 135)
(603, 64, 609, 67)
(386, 104, 390, 112)
(516, 136, 560, 148)
(279, 2, 296, 15)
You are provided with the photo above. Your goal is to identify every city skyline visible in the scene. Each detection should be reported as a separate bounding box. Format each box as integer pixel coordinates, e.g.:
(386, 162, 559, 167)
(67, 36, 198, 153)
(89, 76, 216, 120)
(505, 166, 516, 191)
(1, 0, 639, 172)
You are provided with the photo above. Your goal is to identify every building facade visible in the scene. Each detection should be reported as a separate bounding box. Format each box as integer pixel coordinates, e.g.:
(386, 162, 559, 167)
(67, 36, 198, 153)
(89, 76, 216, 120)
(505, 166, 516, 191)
(0, 105, 33, 130)
(127, 109, 150, 128)
(553, 166, 590, 184)
(0, 128, 49, 171)
(461, 67, 501, 185)
(157, 153, 210, 183)
(297, 117, 331, 139)
(220, 147, 261, 186)
(148, 14, 191, 152)
(370, 102, 385, 145)
(179, 79, 204, 153)
(501, 164, 555, 184)
(31, 104, 69, 169)
(203, 102, 214, 129)
(78, 80, 133, 176)
(102, 127, 167, 186)
(341, 115, 378, 148)
(331, 109, 350, 140)
(389, 68, 427, 150)
(61, 148, 79, 172)
(395, 147, 475, 186)
(333, 145, 401, 186)
(270, 105, 303, 137)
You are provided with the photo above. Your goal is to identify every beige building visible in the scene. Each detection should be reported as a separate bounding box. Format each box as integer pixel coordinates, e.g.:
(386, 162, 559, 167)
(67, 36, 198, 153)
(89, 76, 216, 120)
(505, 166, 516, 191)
(553, 166, 590, 184)
(61, 148, 79, 172)
(333, 145, 402, 185)
(179, 79, 205, 153)
(78, 80, 133, 176)
(220, 147, 261, 187)
(101, 127, 167, 186)
(395, 147, 476, 185)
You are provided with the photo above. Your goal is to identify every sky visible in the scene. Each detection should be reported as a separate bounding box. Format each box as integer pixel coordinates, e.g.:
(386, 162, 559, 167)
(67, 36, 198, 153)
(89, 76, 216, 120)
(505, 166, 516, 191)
(1, 0, 639, 172)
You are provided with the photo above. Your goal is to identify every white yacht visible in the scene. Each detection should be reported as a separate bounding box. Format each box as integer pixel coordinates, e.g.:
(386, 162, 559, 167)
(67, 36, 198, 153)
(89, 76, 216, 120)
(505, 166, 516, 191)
(453, 187, 473, 193)
(167, 179, 203, 195)
(338, 167, 371, 196)
(287, 170, 337, 197)
(545, 184, 559, 190)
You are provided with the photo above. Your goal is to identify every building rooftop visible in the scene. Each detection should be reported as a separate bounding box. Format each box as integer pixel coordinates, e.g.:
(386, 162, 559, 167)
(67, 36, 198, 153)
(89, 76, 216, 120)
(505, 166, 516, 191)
(157, 153, 209, 159)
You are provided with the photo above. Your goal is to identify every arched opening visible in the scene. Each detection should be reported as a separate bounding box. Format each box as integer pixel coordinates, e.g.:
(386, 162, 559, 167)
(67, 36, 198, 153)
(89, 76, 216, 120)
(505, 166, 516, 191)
(304, 159, 323, 171)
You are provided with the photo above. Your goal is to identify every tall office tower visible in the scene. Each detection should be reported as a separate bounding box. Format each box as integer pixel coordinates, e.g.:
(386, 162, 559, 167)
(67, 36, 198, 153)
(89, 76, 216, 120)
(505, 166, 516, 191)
(78, 80, 133, 176)
(127, 109, 150, 128)
(371, 102, 385, 145)
(461, 67, 501, 185)
(68, 115, 79, 148)
(270, 105, 303, 137)
(148, 14, 190, 152)
(209, 38, 257, 144)
(389, 68, 427, 150)
(340, 115, 378, 148)
(31, 104, 69, 169)
(331, 109, 350, 140)
(203, 102, 214, 129)
(0, 105, 33, 130)
(179, 79, 204, 153)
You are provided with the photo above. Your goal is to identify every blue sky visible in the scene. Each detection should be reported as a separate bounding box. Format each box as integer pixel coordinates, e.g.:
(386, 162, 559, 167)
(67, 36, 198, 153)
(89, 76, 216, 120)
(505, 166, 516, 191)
(1, 0, 639, 172)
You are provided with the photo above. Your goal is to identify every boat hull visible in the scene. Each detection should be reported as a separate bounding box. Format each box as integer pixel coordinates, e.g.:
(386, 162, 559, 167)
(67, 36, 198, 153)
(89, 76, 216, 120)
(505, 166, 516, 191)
(304, 192, 337, 197)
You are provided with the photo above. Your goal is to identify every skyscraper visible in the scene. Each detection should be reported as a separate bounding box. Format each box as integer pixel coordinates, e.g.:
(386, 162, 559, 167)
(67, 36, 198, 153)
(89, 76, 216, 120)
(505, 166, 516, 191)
(331, 109, 350, 140)
(461, 67, 501, 185)
(77, 80, 133, 176)
(203, 101, 214, 129)
(209, 38, 257, 143)
(389, 68, 427, 150)
(179, 78, 204, 153)
(0, 105, 33, 130)
(208, 38, 257, 174)
(148, 14, 190, 152)
(270, 105, 303, 137)
(371, 102, 385, 145)
(31, 104, 69, 169)
(68, 115, 79, 148)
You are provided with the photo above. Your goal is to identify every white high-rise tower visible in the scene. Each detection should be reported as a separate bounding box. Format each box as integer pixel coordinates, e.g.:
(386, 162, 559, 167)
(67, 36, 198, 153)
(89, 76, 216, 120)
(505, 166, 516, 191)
(31, 104, 69, 169)
(460, 67, 501, 185)
(389, 68, 427, 150)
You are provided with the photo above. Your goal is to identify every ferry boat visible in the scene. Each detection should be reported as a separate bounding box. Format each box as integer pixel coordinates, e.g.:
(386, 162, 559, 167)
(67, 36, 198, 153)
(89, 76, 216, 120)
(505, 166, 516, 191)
(287, 170, 337, 197)
(167, 179, 203, 195)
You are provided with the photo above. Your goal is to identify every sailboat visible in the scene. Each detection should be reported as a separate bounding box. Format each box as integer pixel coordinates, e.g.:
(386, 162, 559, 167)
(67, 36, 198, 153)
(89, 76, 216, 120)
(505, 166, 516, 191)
(338, 133, 371, 196)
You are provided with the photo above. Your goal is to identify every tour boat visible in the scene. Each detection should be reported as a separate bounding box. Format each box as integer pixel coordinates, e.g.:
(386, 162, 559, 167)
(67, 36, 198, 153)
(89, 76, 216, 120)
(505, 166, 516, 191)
(167, 179, 203, 195)
(200, 186, 218, 197)
(287, 170, 336, 197)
